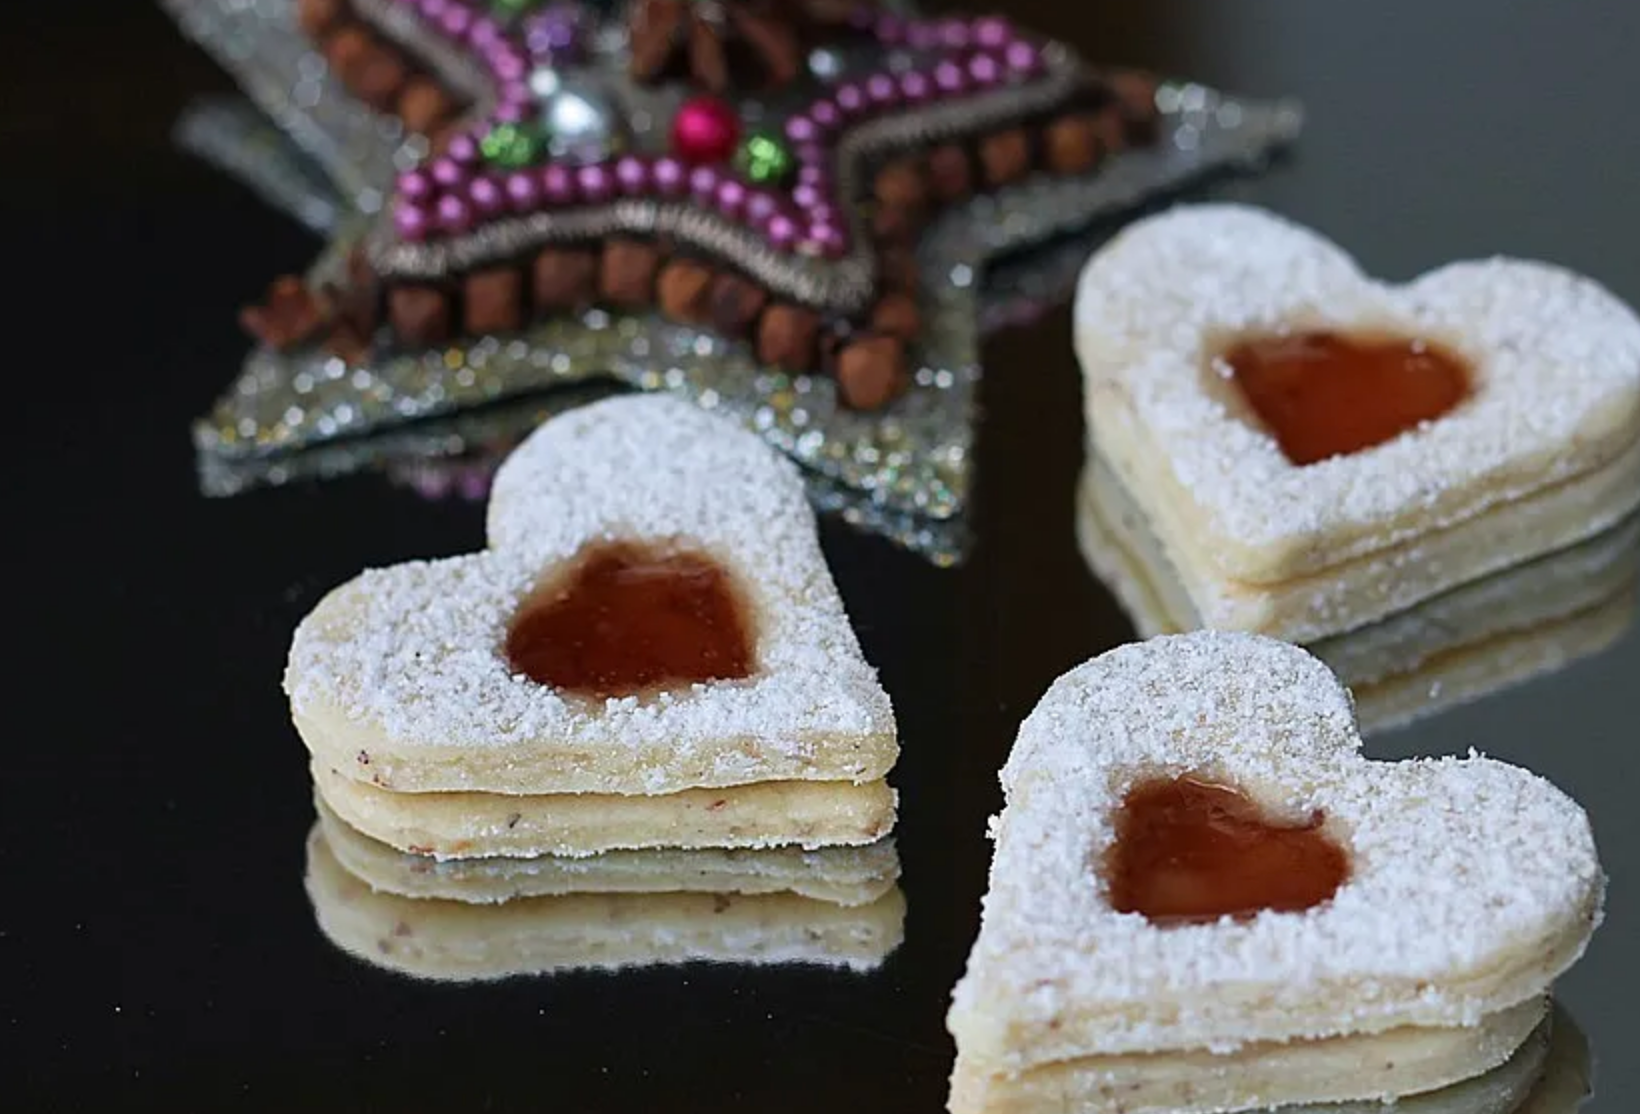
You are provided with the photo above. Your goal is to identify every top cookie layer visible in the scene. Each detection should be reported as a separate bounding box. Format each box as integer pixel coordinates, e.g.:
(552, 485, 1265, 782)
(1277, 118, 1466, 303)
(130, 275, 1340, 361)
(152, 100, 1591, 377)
(947, 632, 1603, 1068)
(1074, 204, 1640, 583)
(285, 395, 897, 796)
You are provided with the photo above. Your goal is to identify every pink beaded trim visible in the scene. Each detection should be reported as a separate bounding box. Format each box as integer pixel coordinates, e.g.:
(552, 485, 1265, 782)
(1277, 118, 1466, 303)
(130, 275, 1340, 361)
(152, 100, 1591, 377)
(383, 0, 1051, 261)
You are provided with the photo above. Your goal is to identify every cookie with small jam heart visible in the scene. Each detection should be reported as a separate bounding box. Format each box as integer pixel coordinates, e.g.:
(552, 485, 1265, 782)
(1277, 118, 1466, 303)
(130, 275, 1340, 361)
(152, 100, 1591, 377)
(286, 395, 898, 859)
(947, 632, 1603, 1114)
(1074, 204, 1640, 642)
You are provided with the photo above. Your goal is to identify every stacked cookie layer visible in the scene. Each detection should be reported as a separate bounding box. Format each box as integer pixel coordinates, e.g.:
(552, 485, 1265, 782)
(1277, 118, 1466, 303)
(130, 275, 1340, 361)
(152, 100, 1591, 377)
(287, 395, 904, 974)
(1077, 451, 1640, 734)
(1074, 204, 1640, 645)
(947, 634, 1604, 1114)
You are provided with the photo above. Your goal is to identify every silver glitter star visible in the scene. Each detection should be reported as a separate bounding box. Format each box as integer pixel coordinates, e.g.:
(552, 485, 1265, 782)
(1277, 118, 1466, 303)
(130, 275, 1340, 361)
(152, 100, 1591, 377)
(164, 0, 1302, 563)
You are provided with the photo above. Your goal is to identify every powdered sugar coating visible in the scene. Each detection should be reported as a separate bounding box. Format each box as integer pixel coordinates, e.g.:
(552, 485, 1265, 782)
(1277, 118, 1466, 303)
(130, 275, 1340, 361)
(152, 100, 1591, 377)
(285, 395, 897, 796)
(949, 632, 1603, 1067)
(486, 393, 822, 566)
(1074, 204, 1640, 581)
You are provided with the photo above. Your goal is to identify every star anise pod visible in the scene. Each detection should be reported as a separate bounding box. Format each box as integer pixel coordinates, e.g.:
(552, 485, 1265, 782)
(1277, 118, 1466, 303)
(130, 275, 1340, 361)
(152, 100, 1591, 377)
(629, 0, 837, 93)
(240, 276, 329, 350)
(239, 249, 384, 362)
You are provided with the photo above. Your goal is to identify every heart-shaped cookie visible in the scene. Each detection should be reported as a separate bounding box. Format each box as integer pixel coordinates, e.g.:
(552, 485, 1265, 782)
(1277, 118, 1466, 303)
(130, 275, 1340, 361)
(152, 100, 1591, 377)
(946, 632, 1602, 1114)
(1074, 204, 1640, 641)
(286, 394, 898, 858)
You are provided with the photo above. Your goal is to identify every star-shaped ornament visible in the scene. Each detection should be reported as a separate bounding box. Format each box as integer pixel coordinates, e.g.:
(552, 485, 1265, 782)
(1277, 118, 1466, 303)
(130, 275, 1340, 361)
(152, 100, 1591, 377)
(164, 0, 1302, 562)
(179, 93, 1140, 561)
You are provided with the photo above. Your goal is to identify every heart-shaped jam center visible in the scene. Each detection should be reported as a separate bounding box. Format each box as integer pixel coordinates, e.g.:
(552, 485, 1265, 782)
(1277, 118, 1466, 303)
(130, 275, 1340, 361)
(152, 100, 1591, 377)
(1106, 775, 1349, 925)
(1220, 330, 1472, 466)
(504, 541, 754, 699)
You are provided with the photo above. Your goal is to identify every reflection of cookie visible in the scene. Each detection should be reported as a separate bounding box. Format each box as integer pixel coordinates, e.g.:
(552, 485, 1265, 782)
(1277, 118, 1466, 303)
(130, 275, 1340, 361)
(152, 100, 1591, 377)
(1076, 450, 1640, 733)
(947, 633, 1603, 1114)
(1514, 1005, 1592, 1114)
(1074, 204, 1640, 642)
(315, 798, 901, 907)
(286, 396, 897, 858)
(305, 825, 907, 980)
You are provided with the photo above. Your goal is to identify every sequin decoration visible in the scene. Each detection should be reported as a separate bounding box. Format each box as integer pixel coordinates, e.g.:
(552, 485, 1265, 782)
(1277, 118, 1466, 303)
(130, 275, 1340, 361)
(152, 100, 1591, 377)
(163, 0, 1303, 558)
(178, 99, 1177, 567)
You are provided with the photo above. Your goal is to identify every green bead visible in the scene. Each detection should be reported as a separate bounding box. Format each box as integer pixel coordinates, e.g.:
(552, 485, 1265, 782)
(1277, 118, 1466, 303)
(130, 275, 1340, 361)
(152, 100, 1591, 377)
(738, 131, 794, 186)
(481, 122, 542, 168)
(489, 0, 538, 18)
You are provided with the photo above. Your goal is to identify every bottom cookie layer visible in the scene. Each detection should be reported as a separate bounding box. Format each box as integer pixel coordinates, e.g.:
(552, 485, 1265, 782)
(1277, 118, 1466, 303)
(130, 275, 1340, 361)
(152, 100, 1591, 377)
(1076, 452, 1640, 734)
(1090, 404, 1640, 641)
(314, 762, 897, 859)
(950, 997, 1547, 1114)
(304, 825, 907, 979)
(316, 798, 901, 907)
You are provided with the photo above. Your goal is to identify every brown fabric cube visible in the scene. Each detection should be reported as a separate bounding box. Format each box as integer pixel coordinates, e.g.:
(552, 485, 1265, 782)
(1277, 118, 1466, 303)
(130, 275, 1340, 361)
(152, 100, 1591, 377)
(351, 41, 409, 111)
(873, 159, 929, 242)
(389, 284, 452, 346)
(1109, 70, 1162, 143)
(657, 260, 715, 326)
(1044, 114, 1103, 174)
(465, 268, 524, 335)
(756, 305, 821, 372)
(297, 0, 346, 38)
(874, 159, 928, 209)
(319, 246, 381, 350)
(323, 321, 372, 366)
(532, 248, 599, 313)
(876, 247, 919, 296)
(836, 336, 908, 411)
(599, 239, 660, 309)
(709, 273, 769, 336)
(870, 293, 921, 342)
(1094, 106, 1127, 156)
(398, 76, 454, 136)
(979, 129, 1032, 187)
(322, 26, 374, 85)
(925, 144, 973, 204)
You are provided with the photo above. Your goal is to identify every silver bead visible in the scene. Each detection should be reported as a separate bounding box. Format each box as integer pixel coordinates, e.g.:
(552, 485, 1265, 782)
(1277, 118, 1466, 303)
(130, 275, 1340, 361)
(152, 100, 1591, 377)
(808, 48, 844, 81)
(527, 66, 562, 101)
(537, 73, 626, 164)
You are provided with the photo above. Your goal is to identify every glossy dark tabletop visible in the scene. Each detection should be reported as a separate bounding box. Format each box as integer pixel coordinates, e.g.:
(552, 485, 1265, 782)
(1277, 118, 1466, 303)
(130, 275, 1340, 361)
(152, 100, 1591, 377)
(7, 0, 1639, 1109)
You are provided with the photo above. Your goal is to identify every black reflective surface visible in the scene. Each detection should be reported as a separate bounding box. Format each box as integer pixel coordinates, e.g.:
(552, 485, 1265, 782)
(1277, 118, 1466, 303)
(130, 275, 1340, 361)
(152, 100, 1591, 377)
(8, 1, 1639, 1109)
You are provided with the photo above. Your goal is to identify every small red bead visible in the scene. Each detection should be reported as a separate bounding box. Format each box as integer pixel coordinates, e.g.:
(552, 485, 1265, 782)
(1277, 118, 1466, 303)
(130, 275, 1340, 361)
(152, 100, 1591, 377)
(670, 95, 741, 166)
